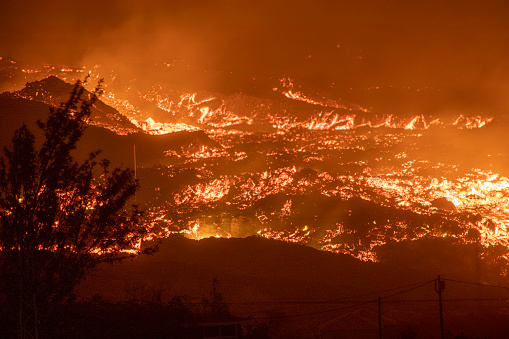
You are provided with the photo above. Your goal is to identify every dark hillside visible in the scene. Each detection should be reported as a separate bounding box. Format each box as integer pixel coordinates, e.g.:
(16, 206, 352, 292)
(78, 235, 462, 304)
(0, 93, 219, 167)
(77, 235, 509, 338)
(11, 76, 137, 132)
(0, 94, 49, 146)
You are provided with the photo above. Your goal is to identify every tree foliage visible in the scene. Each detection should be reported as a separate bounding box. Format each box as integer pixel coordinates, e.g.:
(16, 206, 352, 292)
(0, 78, 146, 330)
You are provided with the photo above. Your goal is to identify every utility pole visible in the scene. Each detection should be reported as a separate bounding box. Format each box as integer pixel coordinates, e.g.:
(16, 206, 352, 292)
(378, 296, 382, 339)
(435, 274, 445, 339)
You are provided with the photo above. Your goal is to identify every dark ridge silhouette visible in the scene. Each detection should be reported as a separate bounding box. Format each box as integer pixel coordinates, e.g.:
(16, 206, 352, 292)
(78, 234, 502, 303)
(0, 90, 220, 167)
(79, 127, 220, 167)
(0, 94, 51, 150)
(75, 235, 509, 338)
(10, 76, 137, 131)
(78, 234, 403, 302)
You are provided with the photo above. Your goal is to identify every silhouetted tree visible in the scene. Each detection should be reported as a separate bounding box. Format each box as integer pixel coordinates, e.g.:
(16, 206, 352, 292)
(0, 78, 147, 337)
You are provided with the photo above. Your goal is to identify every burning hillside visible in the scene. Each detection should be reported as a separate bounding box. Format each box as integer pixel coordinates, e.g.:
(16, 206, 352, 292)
(1, 62, 509, 275)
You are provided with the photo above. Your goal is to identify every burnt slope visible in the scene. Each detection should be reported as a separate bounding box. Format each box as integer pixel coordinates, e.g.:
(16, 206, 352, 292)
(0, 91, 219, 167)
(11, 76, 137, 132)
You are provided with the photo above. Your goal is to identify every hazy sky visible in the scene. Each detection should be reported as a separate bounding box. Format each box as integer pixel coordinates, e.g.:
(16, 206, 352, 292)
(1, 0, 508, 89)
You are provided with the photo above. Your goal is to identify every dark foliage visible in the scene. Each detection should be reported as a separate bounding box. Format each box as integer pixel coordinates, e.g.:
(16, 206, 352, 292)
(45, 298, 198, 339)
(0, 78, 148, 337)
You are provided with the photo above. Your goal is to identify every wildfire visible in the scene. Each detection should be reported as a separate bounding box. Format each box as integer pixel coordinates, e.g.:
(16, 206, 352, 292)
(453, 115, 493, 129)
(235, 168, 296, 207)
(99, 86, 508, 265)
(257, 225, 313, 244)
(4, 65, 508, 269)
(153, 158, 509, 262)
(174, 177, 232, 206)
(94, 75, 494, 133)
(134, 117, 198, 134)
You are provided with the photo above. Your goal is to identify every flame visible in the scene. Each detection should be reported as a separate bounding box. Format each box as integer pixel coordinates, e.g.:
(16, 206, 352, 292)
(95, 76, 493, 134)
(257, 225, 313, 244)
(265, 111, 491, 132)
(174, 177, 232, 206)
(134, 117, 198, 134)
(235, 168, 296, 207)
(5, 65, 508, 267)
(281, 199, 292, 217)
(453, 115, 493, 129)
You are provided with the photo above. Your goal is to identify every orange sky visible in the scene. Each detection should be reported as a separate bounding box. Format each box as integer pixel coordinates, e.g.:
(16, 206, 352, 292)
(1, 0, 508, 90)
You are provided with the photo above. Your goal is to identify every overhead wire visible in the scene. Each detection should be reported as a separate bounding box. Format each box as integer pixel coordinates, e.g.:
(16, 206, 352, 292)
(379, 279, 435, 300)
(239, 278, 436, 319)
(247, 300, 375, 320)
(53, 275, 509, 322)
(443, 278, 509, 290)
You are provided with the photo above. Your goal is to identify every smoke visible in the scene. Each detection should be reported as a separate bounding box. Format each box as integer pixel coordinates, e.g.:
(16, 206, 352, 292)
(1, 0, 509, 93)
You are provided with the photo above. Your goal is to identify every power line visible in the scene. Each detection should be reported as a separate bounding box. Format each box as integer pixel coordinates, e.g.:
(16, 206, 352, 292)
(246, 280, 437, 321)
(239, 279, 436, 318)
(379, 279, 435, 300)
(68, 278, 437, 321)
(376, 298, 509, 304)
(443, 278, 509, 290)
(66, 276, 509, 325)
(248, 300, 375, 320)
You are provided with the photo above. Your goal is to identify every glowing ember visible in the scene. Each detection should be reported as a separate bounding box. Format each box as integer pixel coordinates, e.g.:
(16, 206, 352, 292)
(174, 177, 232, 206)
(2, 63, 508, 272)
(134, 117, 198, 134)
